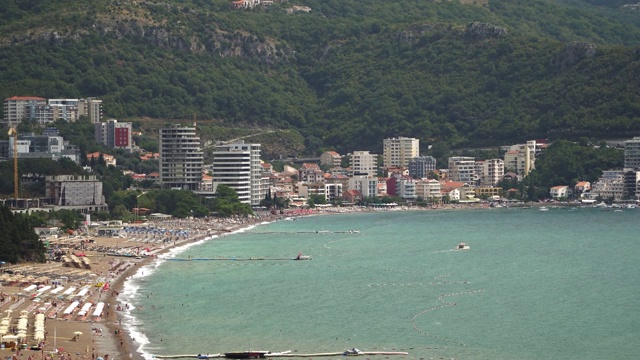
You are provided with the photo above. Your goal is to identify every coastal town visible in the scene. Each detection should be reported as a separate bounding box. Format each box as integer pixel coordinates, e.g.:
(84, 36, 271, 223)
(2, 96, 640, 218)
(1, 97, 640, 360)
(2, 0, 639, 358)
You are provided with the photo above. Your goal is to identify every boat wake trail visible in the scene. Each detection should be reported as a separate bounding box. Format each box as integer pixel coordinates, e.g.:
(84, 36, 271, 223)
(432, 249, 456, 254)
(410, 289, 485, 347)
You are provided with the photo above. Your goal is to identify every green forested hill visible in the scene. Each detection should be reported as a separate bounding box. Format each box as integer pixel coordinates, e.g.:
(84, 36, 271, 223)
(0, 0, 639, 154)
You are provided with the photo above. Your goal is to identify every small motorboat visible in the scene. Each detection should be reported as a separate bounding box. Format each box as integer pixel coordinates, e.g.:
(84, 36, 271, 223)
(343, 348, 362, 356)
(455, 242, 470, 250)
(294, 252, 312, 260)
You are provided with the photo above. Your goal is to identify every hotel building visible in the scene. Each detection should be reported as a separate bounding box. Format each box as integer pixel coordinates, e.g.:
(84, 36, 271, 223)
(159, 125, 203, 191)
(211, 141, 264, 206)
(383, 137, 419, 168)
(350, 151, 378, 177)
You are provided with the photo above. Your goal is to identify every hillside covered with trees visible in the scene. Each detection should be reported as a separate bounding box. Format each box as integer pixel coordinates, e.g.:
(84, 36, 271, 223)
(1, 0, 639, 153)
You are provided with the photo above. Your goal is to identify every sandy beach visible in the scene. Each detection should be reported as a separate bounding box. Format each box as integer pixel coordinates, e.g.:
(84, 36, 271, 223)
(0, 203, 498, 360)
(0, 211, 288, 360)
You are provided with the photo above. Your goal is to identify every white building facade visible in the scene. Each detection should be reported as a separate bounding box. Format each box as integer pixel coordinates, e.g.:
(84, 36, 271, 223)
(478, 158, 505, 186)
(348, 176, 378, 199)
(415, 179, 442, 202)
(383, 137, 419, 168)
(503, 140, 536, 176)
(211, 141, 264, 206)
(351, 151, 378, 177)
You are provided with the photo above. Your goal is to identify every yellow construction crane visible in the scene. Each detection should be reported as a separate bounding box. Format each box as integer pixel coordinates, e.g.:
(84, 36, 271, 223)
(7, 127, 18, 200)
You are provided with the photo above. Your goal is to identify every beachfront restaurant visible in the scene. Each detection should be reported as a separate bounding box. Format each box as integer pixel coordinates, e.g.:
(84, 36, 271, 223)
(96, 227, 123, 237)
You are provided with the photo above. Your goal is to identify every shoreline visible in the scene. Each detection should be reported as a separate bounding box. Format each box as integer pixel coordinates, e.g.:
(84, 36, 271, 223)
(104, 216, 278, 360)
(1, 203, 560, 360)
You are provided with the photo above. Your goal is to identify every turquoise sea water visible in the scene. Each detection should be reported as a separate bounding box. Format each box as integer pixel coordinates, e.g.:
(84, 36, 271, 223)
(121, 208, 640, 360)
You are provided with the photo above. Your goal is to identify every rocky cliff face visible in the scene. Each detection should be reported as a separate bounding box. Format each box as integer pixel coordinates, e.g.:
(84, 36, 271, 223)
(551, 42, 597, 70)
(397, 22, 507, 44)
(397, 24, 440, 43)
(464, 22, 508, 40)
(2, 9, 291, 65)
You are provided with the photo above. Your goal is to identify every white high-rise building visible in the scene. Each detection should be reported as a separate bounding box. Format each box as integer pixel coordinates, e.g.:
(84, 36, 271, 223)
(159, 125, 203, 191)
(383, 137, 419, 168)
(211, 141, 264, 206)
(350, 151, 378, 177)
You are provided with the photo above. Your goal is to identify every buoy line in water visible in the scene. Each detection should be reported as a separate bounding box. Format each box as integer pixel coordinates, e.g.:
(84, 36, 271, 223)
(251, 230, 361, 234)
(410, 289, 485, 347)
(368, 280, 470, 287)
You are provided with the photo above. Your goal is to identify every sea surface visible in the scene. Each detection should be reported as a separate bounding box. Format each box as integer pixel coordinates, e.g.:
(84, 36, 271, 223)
(119, 207, 640, 360)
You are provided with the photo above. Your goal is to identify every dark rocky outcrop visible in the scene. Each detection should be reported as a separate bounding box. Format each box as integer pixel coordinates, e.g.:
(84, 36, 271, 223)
(551, 42, 597, 70)
(4, 19, 291, 65)
(464, 22, 508, 40)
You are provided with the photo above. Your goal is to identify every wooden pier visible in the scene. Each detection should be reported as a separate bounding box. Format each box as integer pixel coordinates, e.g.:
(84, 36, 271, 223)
(155, 349, 408, 359)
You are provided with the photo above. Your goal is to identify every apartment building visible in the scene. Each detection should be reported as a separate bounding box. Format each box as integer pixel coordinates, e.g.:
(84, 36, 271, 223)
(3, 97, 103, 126)
(351, 151, 378, 177)
(320, 151, 342, 167)
(448, 157, 476, 183)
(2, 96, 47, 127)
(589, 170, 625, 200)
(85, 97, 103, 123)
(408, 156, 437, 179)
(415, 179, 442, 202)
(47, 99, 82, 122)
(624, 137, 640, 170)
(159, 125, 203, 191)
(298, 163, 324, 183)
(397, 177, 417, 200)
(348, 176, 378, 199)
(211, 141, 264, 206)
(503, 140, 537, 176)
(476, 158, 504, 186)
(95, 119, 133, 151)
(383, 137, 419, 168)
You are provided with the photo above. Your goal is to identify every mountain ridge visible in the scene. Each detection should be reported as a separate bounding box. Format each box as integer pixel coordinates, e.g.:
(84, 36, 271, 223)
(1, 0, 639, 153)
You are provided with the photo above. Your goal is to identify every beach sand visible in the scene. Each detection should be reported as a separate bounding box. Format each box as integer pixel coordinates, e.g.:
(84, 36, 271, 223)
(0, 212, 290, 360)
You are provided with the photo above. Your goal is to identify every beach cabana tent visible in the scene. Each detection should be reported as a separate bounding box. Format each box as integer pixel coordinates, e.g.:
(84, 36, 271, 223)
(1, 334, 17, 341)
(92, 302, 105, 318)
(63, 301, 80, 315)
